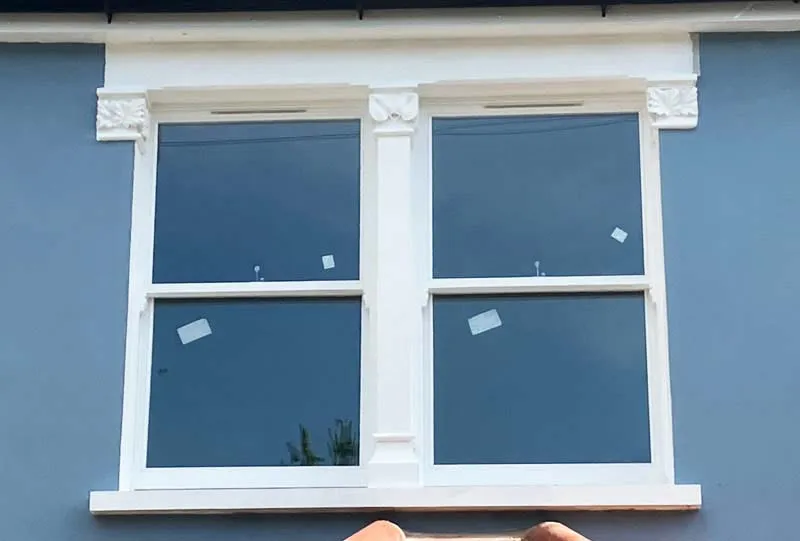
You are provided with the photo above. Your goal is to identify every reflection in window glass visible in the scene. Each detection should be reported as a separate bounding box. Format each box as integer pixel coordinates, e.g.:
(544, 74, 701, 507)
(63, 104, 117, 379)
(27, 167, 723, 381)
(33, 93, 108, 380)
(147, 298, 361, 468)
(433, 114, 644, 278)
(433, 293, 650, 465)
(153, 120, 361, 284)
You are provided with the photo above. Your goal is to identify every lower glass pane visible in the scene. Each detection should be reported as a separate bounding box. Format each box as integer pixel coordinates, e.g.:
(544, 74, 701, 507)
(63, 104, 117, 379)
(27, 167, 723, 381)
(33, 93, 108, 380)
(433, 293, 650, 465)
(147, 297, 361, 468)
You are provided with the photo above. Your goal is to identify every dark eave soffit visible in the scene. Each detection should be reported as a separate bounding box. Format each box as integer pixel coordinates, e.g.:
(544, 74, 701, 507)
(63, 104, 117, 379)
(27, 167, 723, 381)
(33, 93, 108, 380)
(0, 0, 792, 23)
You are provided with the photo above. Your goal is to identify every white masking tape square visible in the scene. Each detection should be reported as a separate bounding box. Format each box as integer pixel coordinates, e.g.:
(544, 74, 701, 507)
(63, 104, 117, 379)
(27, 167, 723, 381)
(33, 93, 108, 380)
(468, 309, 502, 336)
(322, 254, 336, 270)
(177, 318, 212, 345)
(611, 227, 629, 244)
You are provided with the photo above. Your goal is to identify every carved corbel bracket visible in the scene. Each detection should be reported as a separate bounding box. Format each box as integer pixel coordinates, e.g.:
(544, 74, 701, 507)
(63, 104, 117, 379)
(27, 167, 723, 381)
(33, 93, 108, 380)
(647, 83, 698, 130)
(369, 92, 419, 135)
(96, 89, 150, 147)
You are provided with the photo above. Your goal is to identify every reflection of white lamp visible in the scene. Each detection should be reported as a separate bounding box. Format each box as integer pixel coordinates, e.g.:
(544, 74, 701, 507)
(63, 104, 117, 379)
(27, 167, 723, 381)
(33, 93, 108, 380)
(534, 260, 546, 277)
(254, 265, 264, 281)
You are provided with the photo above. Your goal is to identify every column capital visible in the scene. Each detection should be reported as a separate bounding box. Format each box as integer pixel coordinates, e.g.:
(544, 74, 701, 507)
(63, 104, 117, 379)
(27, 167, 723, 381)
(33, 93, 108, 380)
(369, 92, 419, 135)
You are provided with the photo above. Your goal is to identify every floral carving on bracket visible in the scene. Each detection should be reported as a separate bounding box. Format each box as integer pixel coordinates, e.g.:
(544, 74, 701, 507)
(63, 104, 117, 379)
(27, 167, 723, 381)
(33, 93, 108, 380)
(369, 92, 419, 134)
(96, 96, 150, 143)
(647, 86, 698, 130)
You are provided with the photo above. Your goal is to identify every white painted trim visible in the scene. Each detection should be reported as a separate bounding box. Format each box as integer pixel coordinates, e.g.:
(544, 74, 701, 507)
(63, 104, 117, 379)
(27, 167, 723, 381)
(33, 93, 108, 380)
(117, 106, 373, 493)
(96, 89, 150, 148)
(429, 276, 651, 296)
(3, 3, 800, 44)
(425, 463, 665, 487)
(116, 117, 157, 491)
(134, 465, 365, 490)
(417, 102, 678, 497)
(647, 85, 699, 130)
(366, 89, 423, 488)
(146, 281, 363, 299)
(89, 484, 701, 515)
(102, 37, 695, 104)
(641, 114, 677, 484)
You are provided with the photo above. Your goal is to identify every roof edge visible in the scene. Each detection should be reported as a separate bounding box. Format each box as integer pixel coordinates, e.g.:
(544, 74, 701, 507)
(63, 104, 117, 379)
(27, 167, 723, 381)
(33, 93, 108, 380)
(0, 2, 799, 44)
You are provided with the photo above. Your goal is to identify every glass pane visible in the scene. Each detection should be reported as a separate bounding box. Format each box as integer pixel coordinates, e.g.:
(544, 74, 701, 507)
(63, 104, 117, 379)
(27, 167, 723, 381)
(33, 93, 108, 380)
(433, 114, 643, 278)
(153, 120, 360, 284)
(147, 298, 361, 468)
(433, 293, 650, 465)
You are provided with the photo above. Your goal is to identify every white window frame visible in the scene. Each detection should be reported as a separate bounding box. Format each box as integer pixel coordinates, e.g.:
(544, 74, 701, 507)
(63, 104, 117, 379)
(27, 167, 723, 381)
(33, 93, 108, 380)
(115, 102, 382, 490)
(126, 104, 372, 491)
(89, 28, 703, 514)
(417, 95, 673, 489)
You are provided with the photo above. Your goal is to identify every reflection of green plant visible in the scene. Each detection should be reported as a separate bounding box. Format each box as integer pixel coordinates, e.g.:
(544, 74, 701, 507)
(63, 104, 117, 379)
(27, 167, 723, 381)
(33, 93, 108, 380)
(327, 419, 358, 466)
(286, 425, 324, 466)
(284, 419, 358, 466)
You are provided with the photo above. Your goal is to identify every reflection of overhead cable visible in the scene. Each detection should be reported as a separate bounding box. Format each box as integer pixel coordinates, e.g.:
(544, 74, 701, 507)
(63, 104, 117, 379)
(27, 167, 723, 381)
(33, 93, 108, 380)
(160, 117, 634, 148)
(435, 118, 633, 137)
(435, 115, 625, 130)
(160, 132, 359, 147)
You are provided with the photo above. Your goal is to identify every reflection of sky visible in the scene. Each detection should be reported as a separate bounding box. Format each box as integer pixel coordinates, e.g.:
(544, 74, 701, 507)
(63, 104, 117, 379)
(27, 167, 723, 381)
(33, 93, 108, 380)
(147, 298, 361, 468)
(153, 120, 361, 284)
(433, 114, 643, 278)
(434, 293, 650, 465)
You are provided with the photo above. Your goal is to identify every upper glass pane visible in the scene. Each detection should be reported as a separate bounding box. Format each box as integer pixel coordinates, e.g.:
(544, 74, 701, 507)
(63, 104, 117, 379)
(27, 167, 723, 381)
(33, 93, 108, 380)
(432, 114, 644, 278)
(147, 297, 361, 468)
(153, 120, 361, 284)
(433, 292, 650, 465)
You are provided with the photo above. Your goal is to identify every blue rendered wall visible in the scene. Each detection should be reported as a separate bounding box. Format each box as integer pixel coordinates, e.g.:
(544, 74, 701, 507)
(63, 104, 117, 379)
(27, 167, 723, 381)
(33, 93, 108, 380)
(0, 34, 798, 540)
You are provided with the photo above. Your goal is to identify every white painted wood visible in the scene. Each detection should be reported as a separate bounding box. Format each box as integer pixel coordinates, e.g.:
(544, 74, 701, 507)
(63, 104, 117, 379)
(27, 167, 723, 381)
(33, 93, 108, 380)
(103, 36, 694, 93)
(117, 120, 158, 490)
(3, 3, 800, 44)
(359, 117, 379, 473)
(96, 89, 149, 148)
(415, 110, 436, 484)
(429, 276, 651, 296)
(417, 101, 677, 496)
(102, 35, 700, 131)
(641, 117, 677, 484)
(134, 465, 365, 490)
(114, 105, 374, 493)
(89, 484, 701, 514)
(366, 90, 423, 487)
(647, 84, 698, 130)
(419, 78, 647, 102)
(146, 281, 362, 298)
(426, 463, 665, 487)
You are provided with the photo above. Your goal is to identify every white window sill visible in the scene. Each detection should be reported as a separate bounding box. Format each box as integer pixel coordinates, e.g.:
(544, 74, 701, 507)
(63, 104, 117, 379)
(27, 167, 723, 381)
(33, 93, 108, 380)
(89, 484, 701, 515)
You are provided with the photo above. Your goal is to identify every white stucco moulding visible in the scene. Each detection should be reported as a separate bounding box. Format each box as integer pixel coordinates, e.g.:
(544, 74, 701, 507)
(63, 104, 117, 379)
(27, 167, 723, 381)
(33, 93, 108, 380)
(369, 92, 419, 134)
(647, 84, 699, 130)
(96, 89, 150, 146)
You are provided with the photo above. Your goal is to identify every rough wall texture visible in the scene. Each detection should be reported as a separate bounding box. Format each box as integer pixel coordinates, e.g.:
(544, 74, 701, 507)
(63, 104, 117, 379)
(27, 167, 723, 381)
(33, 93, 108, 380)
(0, 34, 798, 540)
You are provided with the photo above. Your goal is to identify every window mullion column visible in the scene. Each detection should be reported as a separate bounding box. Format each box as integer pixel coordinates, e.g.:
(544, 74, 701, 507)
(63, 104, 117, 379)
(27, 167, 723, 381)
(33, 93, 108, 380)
(366, 89, 422, 487)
